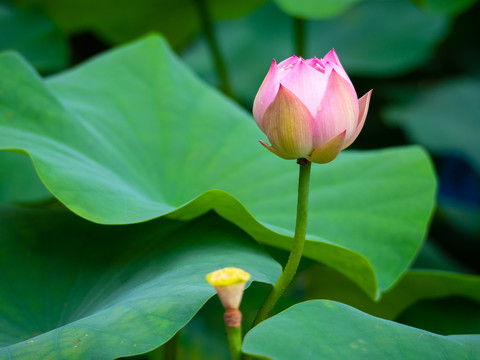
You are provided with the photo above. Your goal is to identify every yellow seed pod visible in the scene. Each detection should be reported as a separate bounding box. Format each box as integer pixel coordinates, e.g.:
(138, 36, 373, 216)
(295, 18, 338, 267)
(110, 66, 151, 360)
(206, 267, 251, 310)
(206, 267, 251, 287)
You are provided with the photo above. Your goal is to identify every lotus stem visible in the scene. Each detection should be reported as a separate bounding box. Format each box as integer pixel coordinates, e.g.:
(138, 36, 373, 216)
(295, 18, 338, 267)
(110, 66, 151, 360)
(252, 159, 311, 326)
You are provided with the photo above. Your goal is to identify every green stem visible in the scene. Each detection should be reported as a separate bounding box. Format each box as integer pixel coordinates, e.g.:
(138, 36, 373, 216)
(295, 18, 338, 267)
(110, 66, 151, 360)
(252, 159, 311, 326)
(194, 0, 233, 97)
(162, 332, 178, 360)
(226, 325, 242, 360)
(294, 17, 306, 58)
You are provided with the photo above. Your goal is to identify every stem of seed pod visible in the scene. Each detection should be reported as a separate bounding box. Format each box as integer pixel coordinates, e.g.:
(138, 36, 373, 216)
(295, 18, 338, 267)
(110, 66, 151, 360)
(252, 159, 311, 326)
(225, 309, 242, 360)
(194, 0, 233, 98)
(162, 332, 178, 360)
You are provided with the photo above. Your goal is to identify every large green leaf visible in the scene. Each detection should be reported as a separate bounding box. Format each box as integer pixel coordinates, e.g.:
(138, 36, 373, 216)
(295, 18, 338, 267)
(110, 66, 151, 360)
(0, 206, 280, 359)
(0, 1, 68, 73)
(12, 0, 267, 50)
(273, 0, 361, 19)
(242, 300, 480, 359)
(0, 35, 436, 298)
(384, 78, 480, 173)
(306, 266, 480, 321)
(0, 151, 51, 203)
(183, 0, 448, 103)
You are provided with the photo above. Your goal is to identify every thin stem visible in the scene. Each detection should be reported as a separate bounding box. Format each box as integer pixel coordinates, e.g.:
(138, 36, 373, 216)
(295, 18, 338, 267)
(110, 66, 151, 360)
(194, 0, 233, 97)
(294, 17, 306, 58)
(252, 159, 311, 326)
(162, 332, 178, 360)
(226, 325, 242, 360)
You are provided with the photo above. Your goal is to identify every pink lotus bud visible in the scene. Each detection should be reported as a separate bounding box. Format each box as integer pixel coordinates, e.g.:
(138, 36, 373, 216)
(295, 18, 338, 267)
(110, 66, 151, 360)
(253, 51, 372, 163)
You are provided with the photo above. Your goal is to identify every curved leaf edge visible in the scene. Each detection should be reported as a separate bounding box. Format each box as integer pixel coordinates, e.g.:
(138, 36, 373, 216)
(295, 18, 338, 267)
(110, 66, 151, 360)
(1, 145, 381, 300)
(242, 299, 480, 359)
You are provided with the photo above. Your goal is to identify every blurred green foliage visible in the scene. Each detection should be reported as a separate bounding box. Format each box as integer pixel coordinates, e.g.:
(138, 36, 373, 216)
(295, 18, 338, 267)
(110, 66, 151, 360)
(183, 0, 450, 105)
(0, 0, 68, 72)
(1, 0, 479, 358)
(10, 0, 267, 50)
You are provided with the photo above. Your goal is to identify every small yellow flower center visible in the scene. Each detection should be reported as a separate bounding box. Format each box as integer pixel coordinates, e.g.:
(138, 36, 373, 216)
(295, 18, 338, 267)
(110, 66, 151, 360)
(206, 267, 251, 287)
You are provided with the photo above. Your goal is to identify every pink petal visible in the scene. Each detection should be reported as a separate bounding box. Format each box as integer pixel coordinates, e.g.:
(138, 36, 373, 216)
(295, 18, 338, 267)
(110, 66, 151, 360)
(313, 69, 359, 148)
(253, 59, 278, 132)
(262, 85, 313, 159)
(307, 130, 346, 164)
(322, 49, 341, 66)
(322, 49, 350, 84)
(342, 90, 372, 149)
(305, 57, 325, 73)
(277, 59, 328, 117)
(277, 55, 301, 68)
(259, 140, 296, 160)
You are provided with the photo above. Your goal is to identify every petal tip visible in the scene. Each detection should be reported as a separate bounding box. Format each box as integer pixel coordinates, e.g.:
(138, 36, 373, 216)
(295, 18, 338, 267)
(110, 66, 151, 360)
(308, 130, 346, 164)
(259, 140, 296, 160)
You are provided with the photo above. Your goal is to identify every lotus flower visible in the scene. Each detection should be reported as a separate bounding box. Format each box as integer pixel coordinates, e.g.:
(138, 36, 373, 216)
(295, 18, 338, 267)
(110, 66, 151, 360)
(253, 50, 372, 163)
